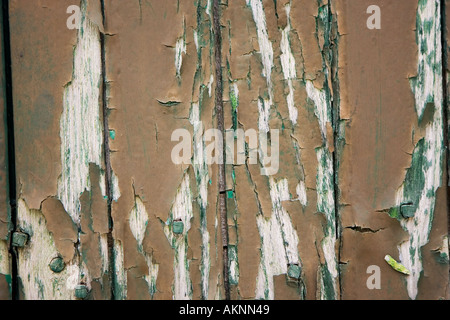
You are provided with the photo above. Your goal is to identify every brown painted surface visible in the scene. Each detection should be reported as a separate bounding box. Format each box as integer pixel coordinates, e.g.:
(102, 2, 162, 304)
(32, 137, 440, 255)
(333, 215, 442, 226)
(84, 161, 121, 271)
(104, 0, 223, 300)
(223, 0, 334, 300)
(0, 0, 448, 300)
(10, 0, 75, 210)
(0, 1, 11, 300)
(9, 0, 111, 299)
(336, 0, 449, 299)
(0, 0, 8, 242)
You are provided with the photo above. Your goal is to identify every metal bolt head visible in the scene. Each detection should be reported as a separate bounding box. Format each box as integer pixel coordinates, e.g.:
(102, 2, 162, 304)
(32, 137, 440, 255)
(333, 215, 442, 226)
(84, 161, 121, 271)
(75, 285, 89, 300)
(287, 264, 301, 280)
(11, 232, 28, 247)
(49, 256, 65, 273)
(172, 220, 184, 235)
(400, 203, 415, 218)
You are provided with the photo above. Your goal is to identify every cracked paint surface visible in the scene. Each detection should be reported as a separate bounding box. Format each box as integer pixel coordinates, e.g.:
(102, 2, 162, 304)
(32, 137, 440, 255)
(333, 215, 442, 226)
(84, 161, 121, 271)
(190, 101, 211, 299)
(163, 172, 193, 300)
(10, 0, 114, 300)
(16, 199, 82, 299)
(0, 240, 11, 299)
(389, 0, 444, 300)
(58, 0, 104, 226)
(280, 4, 298, 125)
(255, 178, 302, 300)
(129, 196, 158, 297)
(6, 0, 448, 301)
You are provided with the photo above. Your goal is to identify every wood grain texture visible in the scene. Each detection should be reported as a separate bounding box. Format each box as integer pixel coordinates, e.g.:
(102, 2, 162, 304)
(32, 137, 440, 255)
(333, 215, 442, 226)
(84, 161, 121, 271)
(10, 0, 111, 300)
(337, 0, 449, 300)
(104, 0, 224, 300)
(222, 0, 339, 300)
(2, 0, 448, 300)
(0, 1, 11, 301)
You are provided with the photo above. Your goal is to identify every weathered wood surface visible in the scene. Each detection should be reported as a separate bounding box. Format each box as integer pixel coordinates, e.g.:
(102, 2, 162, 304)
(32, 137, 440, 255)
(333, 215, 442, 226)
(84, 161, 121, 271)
(338, 0, 448, 300)
(10, 0, 111, 299)
(105, 0, 224, 300)
(2, 0, 449, 300)
(0, 1, 11, 301)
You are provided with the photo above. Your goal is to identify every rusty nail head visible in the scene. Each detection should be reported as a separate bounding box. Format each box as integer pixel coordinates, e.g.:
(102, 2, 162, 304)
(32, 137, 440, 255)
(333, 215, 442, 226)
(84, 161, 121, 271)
(400, 203, 415, 218)
(173, 220, 184, 235)
(287, 264, 301, 280)
(49, 256, 66, 273)
(12, 231, 28, 247)
(75, 285, 89, 299)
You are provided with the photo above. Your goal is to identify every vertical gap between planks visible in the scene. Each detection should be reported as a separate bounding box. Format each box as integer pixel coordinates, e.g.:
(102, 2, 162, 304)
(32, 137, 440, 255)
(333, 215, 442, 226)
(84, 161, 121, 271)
(327, 0, 342, 300)
(2, 0, 18, 301)
(441, 0, 450, 262)
(212, 0, 230, 300)
(100, 0, 116, 300)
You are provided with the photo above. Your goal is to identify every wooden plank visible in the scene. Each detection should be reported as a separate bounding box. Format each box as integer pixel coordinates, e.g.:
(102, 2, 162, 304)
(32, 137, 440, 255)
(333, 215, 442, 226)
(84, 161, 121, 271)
(222, 0, 339, 300)
(0, 0, 11, 300)
(10, 0, 111, 299)
(104, 0, 224, 300)
(446, 0, 450, 237)
(4, 0, 448, 301)
(337, 0, 449, 299)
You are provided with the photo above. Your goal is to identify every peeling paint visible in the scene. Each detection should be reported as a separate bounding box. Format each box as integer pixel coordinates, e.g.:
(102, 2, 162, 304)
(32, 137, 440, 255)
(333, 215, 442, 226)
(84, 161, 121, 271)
(16, 199, 82, 300)
(306, 79, 338, 299)
(190, 101, 211, 299)
(384, 254, 410, 275)
(246, 0, 274, 105)
(305, 81, 332, 145)
(113, 239, 127, 300)
(433, 236, 449, 264)
(0, 240, 9, 277)
(228, 245, 239, 286)
(57, 0, 105, 225)
(280, 4, 298, 126)
(163, 173, 193, 300)
(0, 240, 11, 296)
(129, 196, 158, 297)
(255, 178, 301, 300)
(257, 98, 271, 134)
(175, 20, 187, 79)
(389, 0, 444, 300)
(129, 197, 149, 249)
(296, 181, 308, 207)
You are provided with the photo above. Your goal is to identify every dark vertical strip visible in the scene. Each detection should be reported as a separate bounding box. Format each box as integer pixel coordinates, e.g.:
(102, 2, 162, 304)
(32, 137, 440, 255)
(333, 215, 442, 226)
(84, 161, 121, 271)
(2, 0, 18, 300)
(100, 0, 116, 300)
(440, 0, 450, 253)
(212, 0, 230, 300)
(328, 0, 342, 300)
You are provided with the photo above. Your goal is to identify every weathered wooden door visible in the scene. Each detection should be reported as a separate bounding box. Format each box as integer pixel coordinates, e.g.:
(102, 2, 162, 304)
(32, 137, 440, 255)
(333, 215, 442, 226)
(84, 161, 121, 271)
(0, 0, 448, 300)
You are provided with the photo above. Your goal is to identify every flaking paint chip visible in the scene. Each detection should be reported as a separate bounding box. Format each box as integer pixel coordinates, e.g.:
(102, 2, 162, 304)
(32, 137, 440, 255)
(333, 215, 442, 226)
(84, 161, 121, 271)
(384, 255, 410, 275)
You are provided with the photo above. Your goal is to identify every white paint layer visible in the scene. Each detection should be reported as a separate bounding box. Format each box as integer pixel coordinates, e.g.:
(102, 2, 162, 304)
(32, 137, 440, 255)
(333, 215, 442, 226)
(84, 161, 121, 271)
(255, 178, 300, 299)
(190, 102, 211, 299)
(163, 173, 193, 300)
(306, 80, 338, 299)
(0, 240, 9, 277)
(395, 0, 444, 300)
(246, 0, 274, 105)
(129, 196, 159, 297)
(280, 4, 298, 125)
(175, 37, 186, 78)
(17, 199, 80, 300)
(296, 181, 308, 207)
(58, 2, 104, 225)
